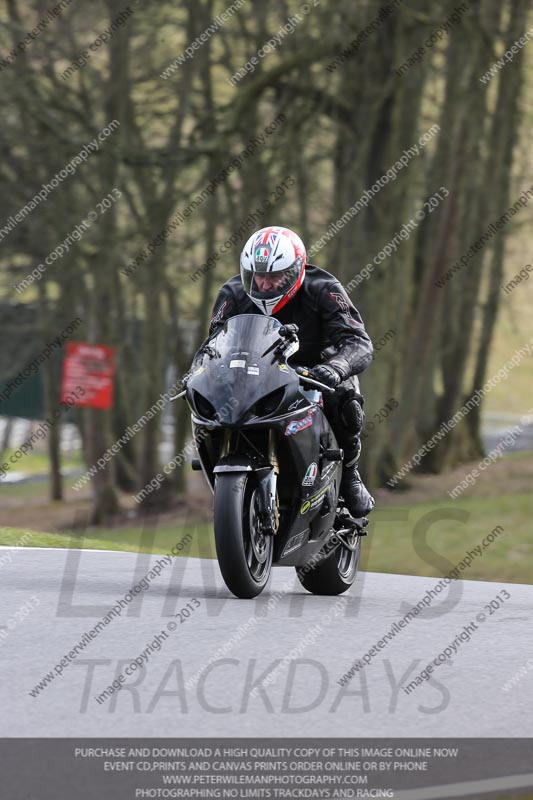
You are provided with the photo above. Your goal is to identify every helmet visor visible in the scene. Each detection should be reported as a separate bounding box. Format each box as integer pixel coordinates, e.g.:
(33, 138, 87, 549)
(241, 264, 301, 301)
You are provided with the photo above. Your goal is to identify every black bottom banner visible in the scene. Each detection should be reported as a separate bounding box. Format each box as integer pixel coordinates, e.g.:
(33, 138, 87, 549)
(1, 738, 532, 800)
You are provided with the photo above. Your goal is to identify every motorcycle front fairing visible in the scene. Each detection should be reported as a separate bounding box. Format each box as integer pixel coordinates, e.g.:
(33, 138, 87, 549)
(185, 314, 342, 566)
(187, 314, 302, 428)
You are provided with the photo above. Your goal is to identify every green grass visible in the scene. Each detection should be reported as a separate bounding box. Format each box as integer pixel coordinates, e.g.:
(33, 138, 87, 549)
(0, 522, 214, 559)
(484, 228, 533, 416)
(2, 449, 83, 474)
(490, 796, 533, 800)
(504, 796, 533, 800)
(363, 491, 533, 584)
(1, 489, 532, 584)
(0, 480, 54, 499)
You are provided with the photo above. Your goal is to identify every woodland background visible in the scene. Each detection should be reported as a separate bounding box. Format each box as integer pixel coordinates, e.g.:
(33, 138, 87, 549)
(1, 0, 532, 532)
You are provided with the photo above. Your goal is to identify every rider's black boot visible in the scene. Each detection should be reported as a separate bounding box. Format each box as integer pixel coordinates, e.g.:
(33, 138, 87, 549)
(340, 438, 375, 518)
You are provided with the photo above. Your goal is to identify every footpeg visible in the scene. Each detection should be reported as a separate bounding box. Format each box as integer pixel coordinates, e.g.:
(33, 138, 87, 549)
(335, 509, 368, 537)
(323, 448, 344, 461)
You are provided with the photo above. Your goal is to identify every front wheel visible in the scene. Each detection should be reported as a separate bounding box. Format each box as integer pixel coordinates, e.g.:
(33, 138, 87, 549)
(214, 472, 273, 598)
(296, 533, 361, 595)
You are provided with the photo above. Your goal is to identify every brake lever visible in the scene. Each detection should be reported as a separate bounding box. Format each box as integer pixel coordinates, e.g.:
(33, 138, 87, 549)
(169, 389, 187, 401)
(295, 366, 335, 394)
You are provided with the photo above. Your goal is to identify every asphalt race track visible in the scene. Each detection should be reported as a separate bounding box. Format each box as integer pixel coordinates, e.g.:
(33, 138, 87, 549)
(1, 546, 532, 737)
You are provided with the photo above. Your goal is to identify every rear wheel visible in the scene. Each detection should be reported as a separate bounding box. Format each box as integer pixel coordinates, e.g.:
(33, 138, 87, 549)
(296, 533, 361, 595)
(214, 472, 273, 598)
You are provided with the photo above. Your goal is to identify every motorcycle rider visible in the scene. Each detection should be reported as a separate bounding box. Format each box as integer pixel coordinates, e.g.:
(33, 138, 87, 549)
(191, 225, 374, 518)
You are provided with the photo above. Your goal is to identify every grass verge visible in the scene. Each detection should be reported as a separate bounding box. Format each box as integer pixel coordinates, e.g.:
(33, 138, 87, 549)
(1, 489, 532, 584)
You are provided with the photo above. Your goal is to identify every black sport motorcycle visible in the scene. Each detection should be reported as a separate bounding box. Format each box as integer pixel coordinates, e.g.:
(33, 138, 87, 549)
(178, 314, 368, 599)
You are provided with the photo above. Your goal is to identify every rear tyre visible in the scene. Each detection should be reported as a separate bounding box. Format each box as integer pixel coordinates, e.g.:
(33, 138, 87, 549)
(214, 472, 273, 599)
(296, 533, 360, 595)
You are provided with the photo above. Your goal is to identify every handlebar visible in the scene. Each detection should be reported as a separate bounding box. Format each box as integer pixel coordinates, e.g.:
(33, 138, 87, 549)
(176, 350, 335, 401)
(295, 367, 335, 395)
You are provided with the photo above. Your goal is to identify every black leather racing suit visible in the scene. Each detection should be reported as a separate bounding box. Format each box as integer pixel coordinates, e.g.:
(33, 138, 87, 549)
(207, 264, 373, 374)
(197, 264, 374, 514)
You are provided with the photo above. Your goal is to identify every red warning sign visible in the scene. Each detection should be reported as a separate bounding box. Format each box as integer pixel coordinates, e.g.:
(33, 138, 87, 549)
(61, 342, 115, 409)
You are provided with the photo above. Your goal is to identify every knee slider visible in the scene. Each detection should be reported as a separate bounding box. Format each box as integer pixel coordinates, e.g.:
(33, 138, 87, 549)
(341, 394, 364, 433)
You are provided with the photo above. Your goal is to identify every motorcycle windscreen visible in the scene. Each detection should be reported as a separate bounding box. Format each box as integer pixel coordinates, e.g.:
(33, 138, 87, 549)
(189, 314, 293, 424)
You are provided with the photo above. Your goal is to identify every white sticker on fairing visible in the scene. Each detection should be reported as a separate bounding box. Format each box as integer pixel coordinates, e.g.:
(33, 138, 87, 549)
(230, 360, 246, 368)
(247, 367, 259, 375)
(302, 462, 318, 487)
(281, 530, 307, 557)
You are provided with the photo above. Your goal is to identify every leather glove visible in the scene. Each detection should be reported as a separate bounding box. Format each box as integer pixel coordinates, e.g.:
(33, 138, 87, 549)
(308, 363, 343, 389)
(309, 356, 351, 389)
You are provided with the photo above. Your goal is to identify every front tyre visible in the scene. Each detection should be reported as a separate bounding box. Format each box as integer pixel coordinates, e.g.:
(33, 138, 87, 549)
(296, 534, 360, 595)
(214, 472, 273, 599)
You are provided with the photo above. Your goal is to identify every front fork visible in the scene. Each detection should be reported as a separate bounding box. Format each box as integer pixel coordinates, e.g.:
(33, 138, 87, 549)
(256, 431, 279, 535)
(216, 429, 279, 535)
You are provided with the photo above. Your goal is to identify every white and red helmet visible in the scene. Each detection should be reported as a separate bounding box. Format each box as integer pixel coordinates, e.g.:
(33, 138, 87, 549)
(240, 226, 306, 315)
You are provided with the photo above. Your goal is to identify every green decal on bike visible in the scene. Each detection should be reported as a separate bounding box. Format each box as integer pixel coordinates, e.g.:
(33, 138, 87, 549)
(300, 484, 330, 514)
